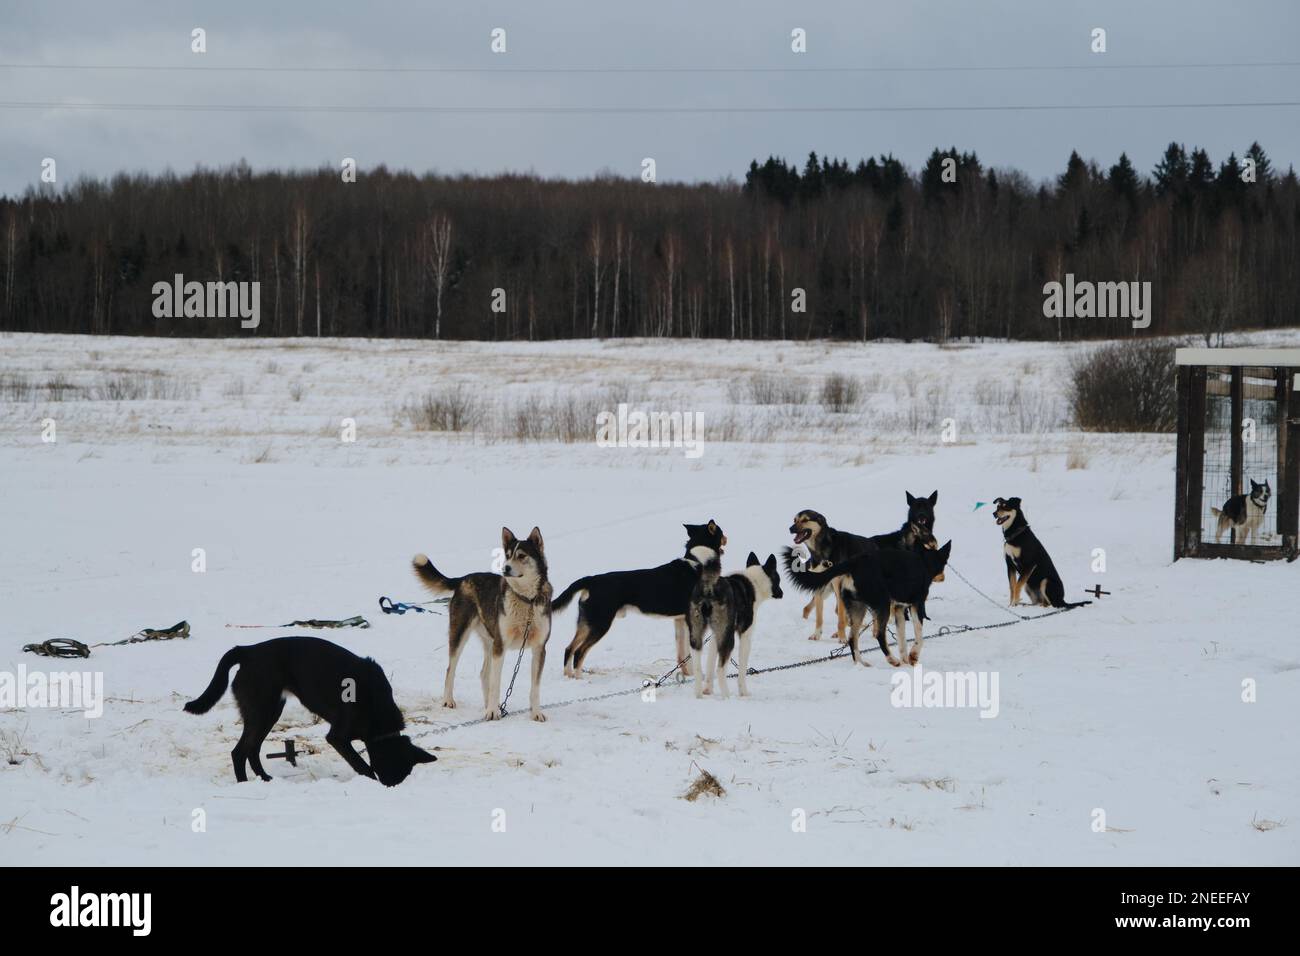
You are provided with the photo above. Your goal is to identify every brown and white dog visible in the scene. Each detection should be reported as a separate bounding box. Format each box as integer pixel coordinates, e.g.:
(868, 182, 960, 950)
(413, 527, 553, 722)
(788, 492, 939, 642)
(788, 510, 873, 641)
(784, 535, 950, 667)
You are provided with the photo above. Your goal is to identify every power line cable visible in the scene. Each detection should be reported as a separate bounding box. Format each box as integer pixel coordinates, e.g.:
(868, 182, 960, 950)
(1, 100, 1297, 114)
(2, 60, 1300, 74)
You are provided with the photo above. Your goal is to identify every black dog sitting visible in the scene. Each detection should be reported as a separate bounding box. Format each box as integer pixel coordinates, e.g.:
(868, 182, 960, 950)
(992, 497, 1091, 610)
(184, 636, 436, 786)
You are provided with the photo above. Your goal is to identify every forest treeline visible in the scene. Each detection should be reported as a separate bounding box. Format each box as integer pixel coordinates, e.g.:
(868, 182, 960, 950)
(1, 142, 1296, 342)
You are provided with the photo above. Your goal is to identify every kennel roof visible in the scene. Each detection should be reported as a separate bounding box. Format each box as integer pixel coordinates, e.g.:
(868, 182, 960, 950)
(1176, 348, 1300, 367)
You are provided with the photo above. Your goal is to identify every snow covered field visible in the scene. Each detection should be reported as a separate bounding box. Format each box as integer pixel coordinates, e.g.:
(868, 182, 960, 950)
(1, 331, 1297, 866)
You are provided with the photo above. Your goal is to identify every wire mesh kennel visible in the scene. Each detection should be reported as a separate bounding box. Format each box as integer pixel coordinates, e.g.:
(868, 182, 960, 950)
(1174, 348, 1300, 561)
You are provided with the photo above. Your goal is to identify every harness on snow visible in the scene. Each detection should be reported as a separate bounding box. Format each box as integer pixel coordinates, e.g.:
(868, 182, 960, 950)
(378, 596, 447, 616)
(22, 620, 191, 658)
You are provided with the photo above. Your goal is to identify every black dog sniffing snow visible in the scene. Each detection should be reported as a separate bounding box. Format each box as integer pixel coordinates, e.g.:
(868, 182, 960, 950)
(184, 636, 436, 786)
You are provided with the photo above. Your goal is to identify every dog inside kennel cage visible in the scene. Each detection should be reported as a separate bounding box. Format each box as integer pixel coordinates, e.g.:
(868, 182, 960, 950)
(1174, 348, 1300, 561)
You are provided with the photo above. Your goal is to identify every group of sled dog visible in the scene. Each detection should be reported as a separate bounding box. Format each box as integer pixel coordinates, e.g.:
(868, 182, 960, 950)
(183, 489, 1105, 787)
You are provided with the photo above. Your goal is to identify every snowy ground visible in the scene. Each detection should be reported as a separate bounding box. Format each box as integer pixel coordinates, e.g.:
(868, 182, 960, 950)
(1, 332, 1297, 866)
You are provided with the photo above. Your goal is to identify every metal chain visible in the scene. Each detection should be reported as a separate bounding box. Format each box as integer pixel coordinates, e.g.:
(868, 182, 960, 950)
(497, 618, 533, 718)
(944, 561, 1027, 620)
(414, 570, 1084, 739)
(650, 634, 711, 687)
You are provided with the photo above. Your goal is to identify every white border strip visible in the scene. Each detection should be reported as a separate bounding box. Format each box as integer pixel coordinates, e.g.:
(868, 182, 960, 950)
(1175, 347, 1300, 366)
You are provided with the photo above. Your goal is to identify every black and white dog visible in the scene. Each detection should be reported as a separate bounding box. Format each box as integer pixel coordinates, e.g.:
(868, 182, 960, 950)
(1212, 479, 1271, 545)
(685, 550, 783, 698)
(553, 520, 726, 678)
(993, 497, 1091, 610)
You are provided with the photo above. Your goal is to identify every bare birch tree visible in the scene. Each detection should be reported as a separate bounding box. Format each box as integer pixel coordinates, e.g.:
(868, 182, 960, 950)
(426, 212, 453, 339)
(588, 221, 605, 337)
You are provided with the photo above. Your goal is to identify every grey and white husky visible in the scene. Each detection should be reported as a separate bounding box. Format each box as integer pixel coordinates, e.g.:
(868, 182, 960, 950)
(1212, 479, 1271, 545)
(685, 549, 783, 699)
(412, 527, 552, 722)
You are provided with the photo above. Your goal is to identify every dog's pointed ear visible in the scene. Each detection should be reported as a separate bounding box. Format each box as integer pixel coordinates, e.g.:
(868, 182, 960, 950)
(528, 526, 544, 550)
(707, 519, 719, 535)
(502, 527, 517, 551)
(764, 553, 778, 572)
(746, 551, 759, 566)
(906, 491, 917, 506)
(928, 490, 938, 506)
(939, 540, 953, 559)
(406, 738, 437, 764)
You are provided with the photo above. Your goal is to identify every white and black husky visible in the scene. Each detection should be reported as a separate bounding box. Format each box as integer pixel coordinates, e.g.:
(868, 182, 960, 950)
(1212, 479, 1271, 544)
(685, 549, 782, 699)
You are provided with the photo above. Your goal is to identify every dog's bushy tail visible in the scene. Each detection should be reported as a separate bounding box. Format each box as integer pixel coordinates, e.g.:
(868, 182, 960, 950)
(1055, 599, 1093, 610)
(552, 577, 592, 612)
(183, 647, 243, 714)
(780, 547, 854, 594)
(411, 553, 460, 595)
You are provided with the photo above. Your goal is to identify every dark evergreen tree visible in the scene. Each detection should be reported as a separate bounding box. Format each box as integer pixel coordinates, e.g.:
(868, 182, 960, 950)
(1153, 142, 1189, 197)
(1245, 142, 1273, 183)
(1108, 152, 1140, 201)
(799, 152, 824, 200)
(1189, 148, 1216, 193)
(1058, 151, 1089, 192)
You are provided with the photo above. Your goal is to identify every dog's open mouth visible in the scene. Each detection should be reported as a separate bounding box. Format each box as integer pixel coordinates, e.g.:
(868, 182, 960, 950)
(995, 512, 1011, 526)
(792, 528, 810, 545)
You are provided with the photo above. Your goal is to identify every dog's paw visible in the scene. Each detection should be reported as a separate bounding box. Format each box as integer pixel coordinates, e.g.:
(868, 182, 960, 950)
(908, 648, 920, 665)
(258, 773, 272, 782)
(886, 655, 902, 667)
(443, 698, 457, 709)
(808, 632, 823, 641)
(483, 709, 499, 721)
(531, 711, 547, 723)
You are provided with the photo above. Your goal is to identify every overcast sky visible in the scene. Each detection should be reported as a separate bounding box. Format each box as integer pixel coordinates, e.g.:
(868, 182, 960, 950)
(2, 0, 1297, 196)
